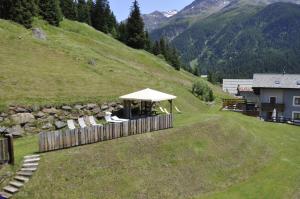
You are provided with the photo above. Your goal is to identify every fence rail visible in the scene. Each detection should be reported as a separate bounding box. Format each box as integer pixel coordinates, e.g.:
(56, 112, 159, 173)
(39, 114, 173, 152)
(0, 138, 9, 164)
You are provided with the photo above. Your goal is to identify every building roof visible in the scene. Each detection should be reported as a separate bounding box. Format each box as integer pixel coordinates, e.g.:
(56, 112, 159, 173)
(253, 74, 300, 89)
(222, 79, 253, 95)
(120, 88, 177, 102)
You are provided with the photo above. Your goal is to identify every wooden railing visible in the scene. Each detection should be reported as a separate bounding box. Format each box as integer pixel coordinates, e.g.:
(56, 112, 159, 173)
(261, 103, 285, 112)
(39, 114, 173, 153)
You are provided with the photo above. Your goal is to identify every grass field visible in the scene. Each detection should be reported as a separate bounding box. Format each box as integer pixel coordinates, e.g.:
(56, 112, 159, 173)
(0, 19, 299, 199)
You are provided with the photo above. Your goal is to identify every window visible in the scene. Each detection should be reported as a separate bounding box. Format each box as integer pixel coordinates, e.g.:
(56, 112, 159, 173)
(293, 112, 300, 121)
(269, 97, 277, 104)
(293, 96, 300, 106)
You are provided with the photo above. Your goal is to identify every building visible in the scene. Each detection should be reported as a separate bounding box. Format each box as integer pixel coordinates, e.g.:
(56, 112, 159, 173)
(222, 79, 253, 95)
(252, 74, 300, 122)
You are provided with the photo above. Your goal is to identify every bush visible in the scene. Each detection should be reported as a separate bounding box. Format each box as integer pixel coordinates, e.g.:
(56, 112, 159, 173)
(192, 80, 214, 102)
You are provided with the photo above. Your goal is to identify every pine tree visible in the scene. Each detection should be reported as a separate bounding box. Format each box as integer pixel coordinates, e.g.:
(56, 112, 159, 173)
(126, 0, 145, 49)
(144, 31, 152, 52)
(169, 47, 181, 71)
(92, 0, 106, 31)
(60, 0, 77, 20)
(8, 0, 36, 28)
(77, 0, 90, 24)
(152, 41, 161, 55)
(0, 0, 12, 19)
(118, 22, 128, 43)
(159, 37, 167, 57)
(39, 0, 62, 26)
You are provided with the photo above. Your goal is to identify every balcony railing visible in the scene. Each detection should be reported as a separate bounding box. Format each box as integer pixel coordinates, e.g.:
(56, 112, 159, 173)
(261, 103, 285, 112)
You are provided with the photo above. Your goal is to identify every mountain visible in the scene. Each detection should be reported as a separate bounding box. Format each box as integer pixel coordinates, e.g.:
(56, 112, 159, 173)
(142, 10, 178, 32)
(172, 2, 300, 78)
(150, 0, 300, 40)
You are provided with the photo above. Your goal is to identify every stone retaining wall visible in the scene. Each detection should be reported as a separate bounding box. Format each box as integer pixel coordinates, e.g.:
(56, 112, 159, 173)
(0, 102, 123, 137)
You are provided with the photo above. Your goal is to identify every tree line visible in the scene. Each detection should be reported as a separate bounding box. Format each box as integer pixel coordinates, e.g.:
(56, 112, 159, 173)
(0, 0, 184, 71)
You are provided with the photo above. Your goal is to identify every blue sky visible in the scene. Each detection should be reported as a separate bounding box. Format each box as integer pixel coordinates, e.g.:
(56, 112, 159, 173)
(109, 0, 194, 21)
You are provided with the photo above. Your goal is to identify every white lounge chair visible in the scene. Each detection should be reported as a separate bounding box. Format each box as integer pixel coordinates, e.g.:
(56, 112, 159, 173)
(111, 116, 129, 122)
(164, 108, 170, 114)
(159, 107, 165, 113)
(175, 106, 182, 113)
(105, 115, 123, 123)
(67, 120, 76, 130)
(78, 117, 87, 128)
(89, 116, 103, 126)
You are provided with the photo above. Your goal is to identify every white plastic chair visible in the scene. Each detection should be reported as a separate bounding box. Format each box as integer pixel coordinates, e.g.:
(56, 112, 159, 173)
(67, 120, 76, 130)
(164, 108, 170, 114)
(175, 106, 182, 113)
(159, 107, 165, 113)
(89, 116, 103, 126)
(105, 115, 122, 123)
(111, 116, 129, 122)
(78, 117, 87, 128)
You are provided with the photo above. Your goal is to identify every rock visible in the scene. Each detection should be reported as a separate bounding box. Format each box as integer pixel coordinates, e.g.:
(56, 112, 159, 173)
(32, 28, 47, 40)
(8, 125, 24, 137)
(91, 107, 101, 114)
(42, 108, 58, 115)
(87, 104, 97, 110)
(24, 125, 37, 133)
(74, 105, 83, 110)
(0, 117, 3, 122)
(0, 126, 8, 134)
(88, 59, 96, 66)
(0, 113, 8, 117)
(11, 113, 35, 125)
(108, 102, 117, 107)
(31, 105, 40, 112)
(116, 104, 124, 110)
(62, 106, 72, 111)
(96, 112, 105, 119)
(15, 107, 28, 113)
(55, 121, 66, 129)
(35, 111, 45, 118)
(42, 123, 53, 130)
(101, 104, 109, 110)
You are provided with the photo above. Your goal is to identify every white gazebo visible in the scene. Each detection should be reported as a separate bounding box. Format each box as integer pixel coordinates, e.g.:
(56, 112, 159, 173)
(120, 88, 177, 119)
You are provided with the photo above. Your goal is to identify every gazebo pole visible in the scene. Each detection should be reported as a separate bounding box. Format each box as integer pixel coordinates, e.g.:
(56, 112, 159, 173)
(169, 100, 173, 114)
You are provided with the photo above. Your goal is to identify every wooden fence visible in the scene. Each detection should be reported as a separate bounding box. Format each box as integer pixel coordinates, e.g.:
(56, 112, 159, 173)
(39, 114, 173, 152)
(0, 138, 9, 164)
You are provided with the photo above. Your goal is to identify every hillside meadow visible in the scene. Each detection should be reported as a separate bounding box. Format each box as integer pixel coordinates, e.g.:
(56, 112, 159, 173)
(0, 19, 299, 199)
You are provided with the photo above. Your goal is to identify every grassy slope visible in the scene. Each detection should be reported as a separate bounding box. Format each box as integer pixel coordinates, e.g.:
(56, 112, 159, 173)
(0, 18, 217, 111)
(0, 19, 299, 198)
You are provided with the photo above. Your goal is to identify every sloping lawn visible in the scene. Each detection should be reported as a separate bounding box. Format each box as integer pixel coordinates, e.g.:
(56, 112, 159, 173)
(13, 111, 300, 199)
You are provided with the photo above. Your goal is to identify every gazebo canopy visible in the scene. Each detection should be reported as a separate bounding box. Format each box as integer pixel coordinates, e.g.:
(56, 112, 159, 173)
(120, 88, 176, 102)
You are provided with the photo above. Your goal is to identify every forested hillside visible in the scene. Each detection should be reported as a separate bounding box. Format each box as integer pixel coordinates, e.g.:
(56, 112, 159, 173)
(172, 2, 300, 78)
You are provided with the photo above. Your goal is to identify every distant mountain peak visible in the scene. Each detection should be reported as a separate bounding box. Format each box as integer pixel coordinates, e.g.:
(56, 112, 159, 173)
(162, 10, 178, 18)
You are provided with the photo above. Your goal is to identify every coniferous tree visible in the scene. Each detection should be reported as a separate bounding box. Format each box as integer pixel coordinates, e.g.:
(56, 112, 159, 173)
(92, 0, 106, 31)
(9, 0, 36, 28)
(39, 0, 62, 26)
(118, 22, 128, 43)
(60, 0, 77, 20)
(126, 0, 145, 49)
(170, 47, 181, 70)
(144, 31, 152, 52)
(77, 0, 90, 24)
(152, 41, 161, 55)
(0, 0, 12, 19)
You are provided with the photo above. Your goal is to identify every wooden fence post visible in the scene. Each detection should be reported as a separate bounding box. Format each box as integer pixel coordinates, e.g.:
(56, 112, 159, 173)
(5, 134, 14, 165)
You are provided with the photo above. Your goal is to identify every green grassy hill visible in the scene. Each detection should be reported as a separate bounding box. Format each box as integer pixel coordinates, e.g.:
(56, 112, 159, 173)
(0, 18, 223, 112)
(0, 19, 299, 199)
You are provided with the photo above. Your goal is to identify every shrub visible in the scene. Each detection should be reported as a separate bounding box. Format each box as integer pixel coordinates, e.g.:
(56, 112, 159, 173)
(192, 80, 214, 102)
